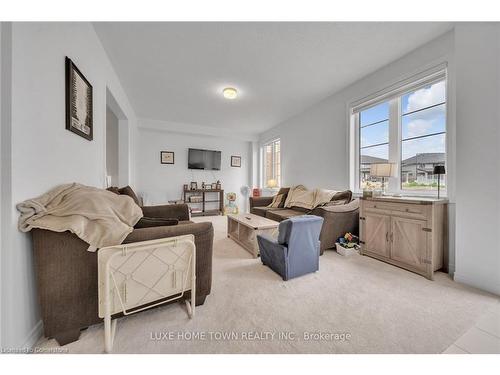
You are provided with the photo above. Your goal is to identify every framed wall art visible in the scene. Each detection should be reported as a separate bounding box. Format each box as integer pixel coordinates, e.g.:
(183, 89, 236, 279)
(65, 57, 93, 141)
(231, 155, 241, 167)
(160, 151, 175, 164)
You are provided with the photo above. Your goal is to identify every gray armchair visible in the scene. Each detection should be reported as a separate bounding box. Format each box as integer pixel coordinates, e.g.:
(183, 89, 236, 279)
(257, 215, 324, 281)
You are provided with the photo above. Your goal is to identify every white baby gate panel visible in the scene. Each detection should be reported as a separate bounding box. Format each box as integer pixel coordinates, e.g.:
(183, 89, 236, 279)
(98, 234, 196, 352)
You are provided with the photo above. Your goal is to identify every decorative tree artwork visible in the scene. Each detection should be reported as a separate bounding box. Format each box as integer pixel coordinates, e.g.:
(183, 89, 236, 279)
(65, 57, 93, 140)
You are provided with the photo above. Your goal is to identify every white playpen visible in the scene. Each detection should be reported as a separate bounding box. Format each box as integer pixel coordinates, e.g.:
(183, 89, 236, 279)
(98, 234, 196, 352)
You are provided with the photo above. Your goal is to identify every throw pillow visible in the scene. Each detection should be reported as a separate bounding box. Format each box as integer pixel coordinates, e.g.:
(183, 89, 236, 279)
(277, 187, 290, 196)
(134, 217, 179, 229)
(118, 185, 141, 206)
(283, 185, 308, 208)
(312, 188, 339, 207)
(329, 190, 352, 205)
(276, 187, 290, 208)
(321, 190, 352, 206)
(268, 194, 285, 208)
(323, 200, 346, 207)
(106, 186, 120, 195)
(285, 185, 317, 209)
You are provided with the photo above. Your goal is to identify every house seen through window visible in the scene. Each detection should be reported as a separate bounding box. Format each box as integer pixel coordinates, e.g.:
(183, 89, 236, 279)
(356, 78, 446, 194)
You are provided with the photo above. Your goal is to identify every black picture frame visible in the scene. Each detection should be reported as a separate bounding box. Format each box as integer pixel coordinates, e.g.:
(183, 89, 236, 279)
(190, 181, 198, 190)
(65, 57, 93, 141)
(231, 155, 241, 167)
(160, 151, 175, 164)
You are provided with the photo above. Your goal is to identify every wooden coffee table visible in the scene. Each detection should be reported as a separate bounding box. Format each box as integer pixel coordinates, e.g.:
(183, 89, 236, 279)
(227, 213, 279, 258)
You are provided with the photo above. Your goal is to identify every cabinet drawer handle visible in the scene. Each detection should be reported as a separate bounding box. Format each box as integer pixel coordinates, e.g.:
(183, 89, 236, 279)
(386, 232, 389, 242)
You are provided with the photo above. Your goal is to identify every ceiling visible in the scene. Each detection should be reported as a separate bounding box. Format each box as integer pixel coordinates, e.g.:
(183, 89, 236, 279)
(94, 22, 453, 134)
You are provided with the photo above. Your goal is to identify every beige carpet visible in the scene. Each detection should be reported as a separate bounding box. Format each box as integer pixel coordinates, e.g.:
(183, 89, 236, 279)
(36, 215, 499, 354)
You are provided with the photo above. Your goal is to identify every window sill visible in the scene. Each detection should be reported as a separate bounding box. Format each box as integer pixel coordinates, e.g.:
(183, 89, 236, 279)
(352, 190, 448, 199)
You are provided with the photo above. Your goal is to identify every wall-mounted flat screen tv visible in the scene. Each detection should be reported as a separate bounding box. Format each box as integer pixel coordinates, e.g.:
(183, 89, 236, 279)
(188, 148, 221, 170)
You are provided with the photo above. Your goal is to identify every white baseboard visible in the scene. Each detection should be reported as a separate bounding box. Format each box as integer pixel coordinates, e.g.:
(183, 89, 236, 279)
(454, 272, 500, 296)
(22, 320, 43, 349)
(447, 263, 455, 278)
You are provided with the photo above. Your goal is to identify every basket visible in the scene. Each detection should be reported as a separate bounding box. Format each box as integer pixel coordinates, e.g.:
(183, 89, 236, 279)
(335, 243, 359, 256)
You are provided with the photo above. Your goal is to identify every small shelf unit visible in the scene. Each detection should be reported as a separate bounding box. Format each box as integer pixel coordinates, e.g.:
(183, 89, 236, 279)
(183, 188, 224, 217)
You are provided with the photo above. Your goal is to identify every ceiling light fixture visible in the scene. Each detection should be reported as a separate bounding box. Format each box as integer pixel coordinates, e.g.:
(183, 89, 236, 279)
(223, 87, 238, 99)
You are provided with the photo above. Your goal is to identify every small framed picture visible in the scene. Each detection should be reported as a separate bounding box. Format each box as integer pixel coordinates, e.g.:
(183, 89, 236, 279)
(211, 183, 217, 189)
(190, 181, 198, 190)
(160, 151, 175, 164)
(231, 155, 241, 167)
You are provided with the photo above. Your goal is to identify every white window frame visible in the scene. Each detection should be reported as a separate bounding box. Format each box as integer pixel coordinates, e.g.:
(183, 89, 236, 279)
(349, 64, 448, 197)
(261, 138, 281, 188)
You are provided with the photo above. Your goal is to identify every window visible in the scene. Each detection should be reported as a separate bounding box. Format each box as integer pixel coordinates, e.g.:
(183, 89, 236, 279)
(262, 139, 281, 187)
(351, 68, 447, 195)
(359, 101, 390, 190)
(401, 81, 446, 192)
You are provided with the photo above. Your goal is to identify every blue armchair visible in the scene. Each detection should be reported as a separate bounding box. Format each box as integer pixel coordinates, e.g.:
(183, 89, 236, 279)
(257, 215, 324, 281)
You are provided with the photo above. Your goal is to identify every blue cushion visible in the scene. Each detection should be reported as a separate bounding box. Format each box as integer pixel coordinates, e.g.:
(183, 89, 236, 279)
(259, 215, 324, 280)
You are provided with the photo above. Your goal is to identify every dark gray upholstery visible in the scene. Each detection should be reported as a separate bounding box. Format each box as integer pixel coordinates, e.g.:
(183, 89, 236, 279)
(251, 206, 281, 218)
(249, 196, 273, 214)
(31, 203, 213, 346)
(258, 216, 323, 281)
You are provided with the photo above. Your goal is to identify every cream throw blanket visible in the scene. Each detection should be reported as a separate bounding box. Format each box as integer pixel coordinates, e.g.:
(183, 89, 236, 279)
(17, 183, 143, 251)
(284, 185, 338, 210)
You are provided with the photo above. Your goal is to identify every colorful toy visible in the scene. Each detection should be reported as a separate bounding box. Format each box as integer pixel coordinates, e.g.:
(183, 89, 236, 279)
(224, 192, 239, 215)
(336, 232, 359, 249)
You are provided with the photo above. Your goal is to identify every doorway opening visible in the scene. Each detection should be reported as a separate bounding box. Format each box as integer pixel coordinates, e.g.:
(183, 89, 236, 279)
(105, 88, 129, 187)
(106, 107, 119, 187)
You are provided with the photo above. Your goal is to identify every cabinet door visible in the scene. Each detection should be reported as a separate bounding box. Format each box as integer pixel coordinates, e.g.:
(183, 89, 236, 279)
(390, 216, 428, 271)
(363, 213, 390, 258)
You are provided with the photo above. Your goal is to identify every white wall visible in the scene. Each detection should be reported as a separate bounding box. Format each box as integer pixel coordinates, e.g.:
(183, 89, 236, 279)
(260, 30, 457, 272)
(453, 23, 500, 295)
(0, 23, 3, 348)
(1, 22, 137, 348)
(0, 22, 12, 349)
(260, 26, 500, 295)
(2, 22, 499, 352)
(106, 107, 119, 186)
(136, 120, 253, 212)
(260, 31, 454, 192)
(106, 88, 134, 187)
